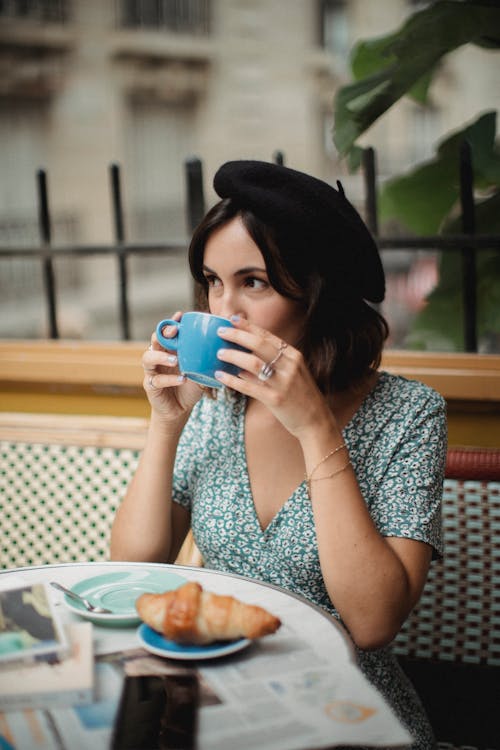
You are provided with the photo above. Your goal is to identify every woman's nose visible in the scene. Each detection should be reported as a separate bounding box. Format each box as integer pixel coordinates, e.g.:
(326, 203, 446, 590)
(213, 293, 245, 321)
(220, 305, 246, 321)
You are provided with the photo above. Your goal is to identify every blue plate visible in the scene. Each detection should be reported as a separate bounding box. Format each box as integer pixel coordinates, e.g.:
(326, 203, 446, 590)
(137, 623, 251, 660)
(64, 569, 186, 627)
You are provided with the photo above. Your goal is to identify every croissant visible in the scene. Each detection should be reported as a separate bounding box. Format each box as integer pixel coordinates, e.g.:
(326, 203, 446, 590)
(136, 581, 281, 645)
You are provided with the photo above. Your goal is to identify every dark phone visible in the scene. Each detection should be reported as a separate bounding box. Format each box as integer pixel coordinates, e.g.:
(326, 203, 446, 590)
(111, 673, 199, 750)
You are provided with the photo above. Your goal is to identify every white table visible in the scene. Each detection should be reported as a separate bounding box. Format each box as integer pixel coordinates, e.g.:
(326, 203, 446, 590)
(0, 562, 411, 749)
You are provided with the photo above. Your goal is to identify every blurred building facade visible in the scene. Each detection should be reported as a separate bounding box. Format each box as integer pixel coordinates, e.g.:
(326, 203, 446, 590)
(0, 0, 498, 340)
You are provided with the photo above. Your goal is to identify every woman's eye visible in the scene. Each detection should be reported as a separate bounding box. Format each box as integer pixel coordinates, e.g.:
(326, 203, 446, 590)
(245, 277, 268, 289)
(204, 274, 221, 287)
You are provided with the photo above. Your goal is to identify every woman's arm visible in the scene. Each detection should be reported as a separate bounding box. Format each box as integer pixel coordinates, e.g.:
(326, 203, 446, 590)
(300, 413, 435, 649)
(110, 315, 203, 563)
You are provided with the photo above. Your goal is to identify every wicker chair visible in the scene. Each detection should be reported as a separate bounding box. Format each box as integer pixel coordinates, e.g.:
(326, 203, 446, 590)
(393, 447, 500, 750)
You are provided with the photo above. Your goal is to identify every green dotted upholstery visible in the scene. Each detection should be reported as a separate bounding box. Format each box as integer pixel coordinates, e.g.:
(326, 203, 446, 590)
(1, 440, 139, 569)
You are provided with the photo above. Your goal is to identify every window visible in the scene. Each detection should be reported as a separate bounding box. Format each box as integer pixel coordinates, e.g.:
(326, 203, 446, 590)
(118, 0, 210, 35)
(319, 0, 349, 67)
(0, 0, 68, 23)
(121, 97, 196, 339)
(0, 98, 51, 244)
(124, 97, 196, 242)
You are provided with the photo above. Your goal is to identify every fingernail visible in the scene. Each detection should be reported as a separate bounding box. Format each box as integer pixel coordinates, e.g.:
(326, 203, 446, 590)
(217, 327, 228, 335)
(167, 354, 177, 364)
(178, 374, 186, 383)
(214, 370, 225, 380)
(217, 349, 226, 359)
(230, 314, 240, 322)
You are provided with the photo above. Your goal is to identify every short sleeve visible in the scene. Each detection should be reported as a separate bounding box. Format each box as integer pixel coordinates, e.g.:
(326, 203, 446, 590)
(368, 388, 447, 557)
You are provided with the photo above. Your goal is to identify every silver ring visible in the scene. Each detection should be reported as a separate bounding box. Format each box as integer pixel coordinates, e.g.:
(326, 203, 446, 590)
(257, 341, 287, 382)
(148, 344, 153, 351)
(258, 363, 274, 381)
(148, 375, 156, 388)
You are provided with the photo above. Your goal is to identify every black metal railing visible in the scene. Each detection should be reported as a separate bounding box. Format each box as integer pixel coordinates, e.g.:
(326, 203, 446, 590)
(1, 148, 499, 350)
(1, 158, 204, 340)
(362, 143, 499, 353)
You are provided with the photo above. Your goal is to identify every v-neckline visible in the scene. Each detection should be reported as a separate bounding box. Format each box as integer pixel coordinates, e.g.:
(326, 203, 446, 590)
(237, 395, 303, 534)
(235, 375, 384, 534)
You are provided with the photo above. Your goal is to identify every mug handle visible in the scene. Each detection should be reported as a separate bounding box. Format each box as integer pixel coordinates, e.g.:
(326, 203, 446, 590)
(156, 319, 180, 350)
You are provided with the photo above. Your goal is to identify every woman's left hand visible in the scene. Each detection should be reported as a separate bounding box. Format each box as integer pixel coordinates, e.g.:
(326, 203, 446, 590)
(215, 317, 332, 439)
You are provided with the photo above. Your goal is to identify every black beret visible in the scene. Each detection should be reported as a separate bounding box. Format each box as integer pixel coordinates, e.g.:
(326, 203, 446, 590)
(213, 160, 385, 303)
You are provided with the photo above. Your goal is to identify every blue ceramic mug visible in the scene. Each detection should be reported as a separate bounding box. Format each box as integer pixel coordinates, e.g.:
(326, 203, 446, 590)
(155, 312, 247, 388)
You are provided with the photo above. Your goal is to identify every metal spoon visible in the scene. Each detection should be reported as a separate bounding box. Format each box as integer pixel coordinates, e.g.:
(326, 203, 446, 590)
(50, 581, 113, 614)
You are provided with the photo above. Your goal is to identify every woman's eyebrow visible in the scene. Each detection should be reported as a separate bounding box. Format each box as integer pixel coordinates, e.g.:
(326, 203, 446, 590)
(202, 264, 267, 276)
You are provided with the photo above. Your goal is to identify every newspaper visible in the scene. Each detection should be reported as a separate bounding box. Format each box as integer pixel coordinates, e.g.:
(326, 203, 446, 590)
(0, 627, 412, 750)
(0, 566, 413, 749)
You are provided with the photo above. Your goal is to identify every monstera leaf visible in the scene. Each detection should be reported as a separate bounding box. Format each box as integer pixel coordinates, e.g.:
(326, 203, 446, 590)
(379, 112, 500, 234)
(333, 0, 500, 167)
(331, 1, 500, 351)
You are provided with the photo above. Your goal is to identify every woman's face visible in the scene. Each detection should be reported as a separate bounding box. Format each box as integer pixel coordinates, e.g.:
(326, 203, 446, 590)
(202, 216, 304, 346)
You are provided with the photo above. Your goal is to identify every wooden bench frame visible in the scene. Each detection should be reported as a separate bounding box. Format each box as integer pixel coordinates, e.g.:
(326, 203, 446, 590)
(1, 341, 499, 447)
(1, 342, 499, 399)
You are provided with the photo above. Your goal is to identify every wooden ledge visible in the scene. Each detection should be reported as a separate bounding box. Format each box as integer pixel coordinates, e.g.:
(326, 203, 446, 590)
(0, 340, 145, 389)
(0, 411, 149, 449)
(0, 340, 499, 402)
(382, 350, 500, 402)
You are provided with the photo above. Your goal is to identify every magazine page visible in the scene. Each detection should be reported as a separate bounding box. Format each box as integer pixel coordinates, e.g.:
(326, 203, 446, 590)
(0, 623, 93, 711)
(0, 582, 69, 667)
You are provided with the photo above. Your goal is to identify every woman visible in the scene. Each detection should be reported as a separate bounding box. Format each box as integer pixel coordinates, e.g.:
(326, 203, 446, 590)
(111, 160, 447, 748)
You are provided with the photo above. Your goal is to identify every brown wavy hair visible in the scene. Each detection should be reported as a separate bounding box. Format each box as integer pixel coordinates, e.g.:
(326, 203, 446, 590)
(189, 198, 389, 395)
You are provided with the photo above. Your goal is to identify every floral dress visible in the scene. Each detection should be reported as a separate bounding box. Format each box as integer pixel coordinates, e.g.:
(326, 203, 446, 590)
(173, 372, 447, 749)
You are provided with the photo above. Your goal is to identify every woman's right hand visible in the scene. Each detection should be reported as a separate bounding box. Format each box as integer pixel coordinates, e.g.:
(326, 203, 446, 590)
(142, 311, 204, 425)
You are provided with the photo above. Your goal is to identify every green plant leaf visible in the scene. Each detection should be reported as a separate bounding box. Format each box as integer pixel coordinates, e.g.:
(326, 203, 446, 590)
(379, 112, 500, 352)
(405, 192, 500, 352)
(443, 190, 500, 234)
(347, 145, 364, 172)
(406, 249, 500, 351)
(380, 160, 458, 235)
(333, 1, 500, 157)
(408, 71, 435, 105)
(350, 30, 439, 102)
(379, 112, 500, 234)
(350, 36, 398, 81)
